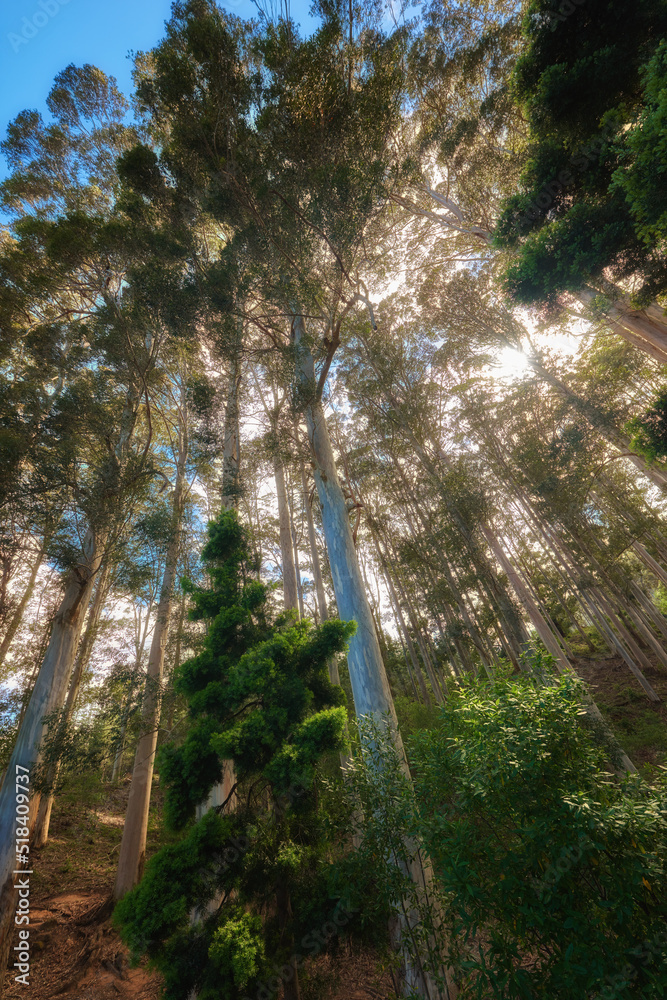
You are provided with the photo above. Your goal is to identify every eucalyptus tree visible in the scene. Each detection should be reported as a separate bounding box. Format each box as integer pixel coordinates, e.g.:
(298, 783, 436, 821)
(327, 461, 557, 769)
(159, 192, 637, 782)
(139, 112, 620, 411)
(115, 347, 205, 899)
(0, 67, 205, 979)
(0, 66, 140, 663)
(387, 0, 524, 262)
(371, 0, 667, 370)
(130, 3, 459, 994)
(250, 365, 300, 611)
(133, 0, 408, 730)
(416, 267, 667, 490)
(340, 303, 531, 665)
(455, 361, 667, 706)
(495, 0, 667, 358)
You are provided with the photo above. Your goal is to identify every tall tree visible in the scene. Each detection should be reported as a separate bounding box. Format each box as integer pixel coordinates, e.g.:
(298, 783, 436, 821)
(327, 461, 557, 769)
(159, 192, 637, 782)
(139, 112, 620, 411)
(495, 0, 667, 355)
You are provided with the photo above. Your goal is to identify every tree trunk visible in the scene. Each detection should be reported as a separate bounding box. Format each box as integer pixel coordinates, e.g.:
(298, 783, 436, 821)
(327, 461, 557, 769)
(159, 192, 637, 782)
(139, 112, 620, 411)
(542, 527, 662, 701)
(356, 339, 528, 662)
(33, 561, 111, 848)
(114, 448, 187, 900)
(111, 697, 132, 783)
(577, 287, 667, 363)
(195, 348, 243, 842)
(0, 540, 46, 669)
(0, 527, 104, 984)
(372, 535, 430, 704)
(629, 581, 667, 642)
(289, 485, 305, 618)
(293, 313, 456, 1000)
(528, 357, 667, 490)
(299, 454, 344, 688)
(274, 455, 299, 611)
(632, 541, 667, 588)
(384, 541, 444, 704)
(484, 528, 636, 773)
(221, 332, 242, 510)
(484, 529, 570, 672)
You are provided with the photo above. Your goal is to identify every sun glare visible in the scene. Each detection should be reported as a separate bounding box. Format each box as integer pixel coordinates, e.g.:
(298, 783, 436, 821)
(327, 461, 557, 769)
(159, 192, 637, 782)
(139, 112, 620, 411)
(494, 346, 531, 380)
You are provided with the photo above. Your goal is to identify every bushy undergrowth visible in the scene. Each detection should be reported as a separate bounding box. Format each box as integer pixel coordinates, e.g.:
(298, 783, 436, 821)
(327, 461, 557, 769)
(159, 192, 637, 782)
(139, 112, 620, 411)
(341, 676, 667, 999)
(115, 511, 356, 1000)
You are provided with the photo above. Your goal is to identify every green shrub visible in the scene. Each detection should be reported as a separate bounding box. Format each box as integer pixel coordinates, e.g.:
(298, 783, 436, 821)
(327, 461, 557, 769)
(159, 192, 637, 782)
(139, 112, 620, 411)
(342, 676, 667, 999)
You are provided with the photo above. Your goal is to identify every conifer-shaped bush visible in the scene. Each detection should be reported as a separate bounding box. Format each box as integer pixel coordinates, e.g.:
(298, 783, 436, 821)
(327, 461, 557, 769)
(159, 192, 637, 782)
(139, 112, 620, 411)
(115, 510, 354, 1000)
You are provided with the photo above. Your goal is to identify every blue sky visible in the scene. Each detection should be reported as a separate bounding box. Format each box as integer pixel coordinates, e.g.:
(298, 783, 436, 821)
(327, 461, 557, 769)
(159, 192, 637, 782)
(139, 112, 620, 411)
(0, 0, 317, 179)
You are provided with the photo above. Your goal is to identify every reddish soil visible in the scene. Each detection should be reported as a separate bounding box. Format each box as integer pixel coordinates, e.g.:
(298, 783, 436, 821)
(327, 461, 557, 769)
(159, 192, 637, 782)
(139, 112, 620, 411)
(2, 781, 393, 1000)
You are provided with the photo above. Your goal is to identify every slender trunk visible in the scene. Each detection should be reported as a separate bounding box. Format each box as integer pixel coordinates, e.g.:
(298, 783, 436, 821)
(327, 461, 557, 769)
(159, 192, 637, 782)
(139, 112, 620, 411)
(505, 533, 577, 659)
(577, 287, 667, 363)
(484, 528, 636, 772)
(289, 487, 305, 618)
(111, 698, 131, 783)
(0, 372, 143, 982)
(373, 535, 430, 704)
(568, 532, 667, 670)
(384, 541, 444, 704)
(555, 522, 667, 680)
(484, 528, 570, 672)
(633, 541, 667, 589)
(629, 581, 667, 642)
(529, 357, 667, 490)
(505, 514, 584, 654)
(0, 528, 104, 981)
(301, 458, 328, 622)
(543, 527, 661, 701)
(294, 313, 455, 1000)
(591, 588, 660, 700)
(395, 500, 476, 675)
(196, 345, 243, 844)
(33, 561, 111, 848)
(221, 323, 242, 511)
(165, 591, 187, 735)
(300, 455, 343, 689)
(512, 496, 597, 651)
(274, 455, 299, 612)
(357, 338, 527, 659)
(114, 448, 187, 899)
(0, 541, 46, 669)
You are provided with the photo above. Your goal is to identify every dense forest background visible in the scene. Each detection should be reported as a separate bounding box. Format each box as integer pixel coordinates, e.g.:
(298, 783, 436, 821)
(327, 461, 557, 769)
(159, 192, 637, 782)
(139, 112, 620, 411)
(2, 1, 667, 998)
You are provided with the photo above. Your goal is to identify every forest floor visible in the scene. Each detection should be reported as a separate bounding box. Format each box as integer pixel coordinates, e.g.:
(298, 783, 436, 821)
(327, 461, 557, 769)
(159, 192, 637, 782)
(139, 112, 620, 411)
(1, 777, 394, 1000)
(3, 651, 665, 1000)
(573, 652, 667, 770)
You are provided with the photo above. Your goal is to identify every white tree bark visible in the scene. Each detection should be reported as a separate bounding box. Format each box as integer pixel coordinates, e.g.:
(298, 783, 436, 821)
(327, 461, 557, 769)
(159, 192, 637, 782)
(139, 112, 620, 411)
(577, 288, 667, 364)
(0, 526, 104, 981)
(0, 541, 46, 669)
(293, 312, 456, 999)
(114, 430, 187, 899)
(274, 454, 299, 612)
(33, 561, 111, 848)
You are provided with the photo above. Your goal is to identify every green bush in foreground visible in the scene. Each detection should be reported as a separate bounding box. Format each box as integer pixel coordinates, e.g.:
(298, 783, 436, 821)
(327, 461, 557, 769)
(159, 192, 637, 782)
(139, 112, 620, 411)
(114, 510, 355, 1000)
(342, 676, 667, 999)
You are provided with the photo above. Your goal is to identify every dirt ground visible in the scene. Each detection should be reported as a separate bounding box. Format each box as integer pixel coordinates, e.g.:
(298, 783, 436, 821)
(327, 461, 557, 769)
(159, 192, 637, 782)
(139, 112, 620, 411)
(2, 780, 394, 1000)
(572, 652, 667, 768)
(4, 652, 665, 999)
